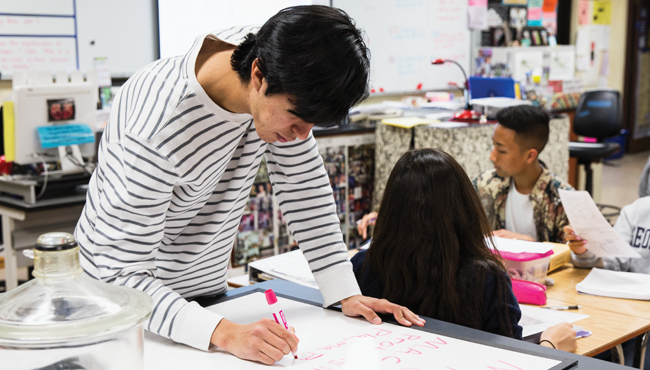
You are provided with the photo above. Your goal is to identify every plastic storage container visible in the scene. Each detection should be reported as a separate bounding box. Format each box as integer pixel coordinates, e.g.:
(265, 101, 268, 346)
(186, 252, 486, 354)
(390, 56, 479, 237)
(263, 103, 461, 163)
(0, 232, 153, 370)
(500, 250, 554, 284)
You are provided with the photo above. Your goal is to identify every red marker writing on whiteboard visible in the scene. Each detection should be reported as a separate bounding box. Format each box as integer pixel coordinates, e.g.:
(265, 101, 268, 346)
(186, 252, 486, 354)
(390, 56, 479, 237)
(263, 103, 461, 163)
(265, 289, 297, 359)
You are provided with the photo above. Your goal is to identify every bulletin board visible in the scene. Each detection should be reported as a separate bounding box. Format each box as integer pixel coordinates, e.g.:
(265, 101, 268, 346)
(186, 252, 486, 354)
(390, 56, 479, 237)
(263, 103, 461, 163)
(332, 0, 472, 95)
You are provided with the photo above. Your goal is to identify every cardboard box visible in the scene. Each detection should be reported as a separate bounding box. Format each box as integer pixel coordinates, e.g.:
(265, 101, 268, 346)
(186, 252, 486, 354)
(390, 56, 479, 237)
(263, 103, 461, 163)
(546, 242, 571, 273)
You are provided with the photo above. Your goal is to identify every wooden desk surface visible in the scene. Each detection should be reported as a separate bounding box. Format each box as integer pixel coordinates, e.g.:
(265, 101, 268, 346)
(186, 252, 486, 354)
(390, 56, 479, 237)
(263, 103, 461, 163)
(548, 265, 650, 320)
(541, 265, 650, 357)
(526, 298, 650, 357)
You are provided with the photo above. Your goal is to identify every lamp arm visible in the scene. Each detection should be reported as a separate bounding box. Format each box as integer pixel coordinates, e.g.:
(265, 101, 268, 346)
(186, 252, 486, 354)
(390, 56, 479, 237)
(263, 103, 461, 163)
(444, 59, 468, 88)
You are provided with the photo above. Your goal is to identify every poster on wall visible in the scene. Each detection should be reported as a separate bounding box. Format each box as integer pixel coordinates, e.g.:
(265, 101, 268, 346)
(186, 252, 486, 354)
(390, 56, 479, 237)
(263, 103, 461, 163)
(579, 1, 593, 25)
(592, 1, 612, 25)
(527, 0, 543, 27)
(503, 0, 527, 5)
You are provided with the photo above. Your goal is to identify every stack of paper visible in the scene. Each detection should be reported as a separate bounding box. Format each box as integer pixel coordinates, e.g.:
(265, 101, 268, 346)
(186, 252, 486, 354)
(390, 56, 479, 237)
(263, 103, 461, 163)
(248, 250, 318, 289)
(488, 236, 555, 254)
(576, 268, 650, 300)
(381, 117, 438, 129)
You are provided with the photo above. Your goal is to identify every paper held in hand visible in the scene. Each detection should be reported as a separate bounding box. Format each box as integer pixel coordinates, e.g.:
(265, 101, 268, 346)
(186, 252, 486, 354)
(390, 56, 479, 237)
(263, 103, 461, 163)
(559, 190, 640, 258)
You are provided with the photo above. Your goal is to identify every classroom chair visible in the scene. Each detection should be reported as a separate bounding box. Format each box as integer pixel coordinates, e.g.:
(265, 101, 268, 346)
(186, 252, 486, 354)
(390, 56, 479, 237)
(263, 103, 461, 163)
(569, 89, 622, 219)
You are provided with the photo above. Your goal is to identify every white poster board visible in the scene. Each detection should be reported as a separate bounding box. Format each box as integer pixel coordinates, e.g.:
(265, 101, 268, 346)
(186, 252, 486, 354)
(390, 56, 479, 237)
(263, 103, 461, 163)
(145, 292, 572, 370)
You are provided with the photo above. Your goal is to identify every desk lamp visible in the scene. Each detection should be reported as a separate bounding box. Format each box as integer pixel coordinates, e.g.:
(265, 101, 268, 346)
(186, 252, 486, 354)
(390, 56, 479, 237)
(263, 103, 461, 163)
(431, 59, 479, 122)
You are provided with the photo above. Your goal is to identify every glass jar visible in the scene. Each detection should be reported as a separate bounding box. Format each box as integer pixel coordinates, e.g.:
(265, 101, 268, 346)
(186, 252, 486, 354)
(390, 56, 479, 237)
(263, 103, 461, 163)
(0, 232, 152, 370)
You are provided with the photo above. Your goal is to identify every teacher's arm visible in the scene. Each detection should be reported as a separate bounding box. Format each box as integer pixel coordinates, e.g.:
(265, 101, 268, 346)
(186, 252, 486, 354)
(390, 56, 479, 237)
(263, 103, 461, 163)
(76, 133, 224, 351)
(265, 135, 424, 327)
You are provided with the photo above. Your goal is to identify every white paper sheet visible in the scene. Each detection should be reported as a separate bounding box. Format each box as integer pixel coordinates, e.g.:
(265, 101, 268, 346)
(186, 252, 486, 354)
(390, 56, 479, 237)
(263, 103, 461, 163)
(549, 50, 576, 81)
(145, 292, 563, 370)
(576, 268, 650, 300)
(468, 5, 488, 30)
(519, 305, 589, 338)
(488, 236, 555, 254)
(559, 190, 641, 258)
(513, 51, 544, 81)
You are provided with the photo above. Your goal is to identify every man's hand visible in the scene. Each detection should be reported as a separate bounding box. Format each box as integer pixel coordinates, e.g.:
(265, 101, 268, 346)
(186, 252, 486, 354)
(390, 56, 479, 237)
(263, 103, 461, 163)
(540, 322, 577, 352)
(340, 295, 425, 327)
(357, 212, 378, 239)
(211, 318, 298, 365)
(563, 225, 588, 255)
(493, 229, 535, 241)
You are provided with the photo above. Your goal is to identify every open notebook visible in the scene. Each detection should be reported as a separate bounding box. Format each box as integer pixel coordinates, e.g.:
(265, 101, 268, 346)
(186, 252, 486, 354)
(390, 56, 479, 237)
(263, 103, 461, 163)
(576, 268, 650, 300)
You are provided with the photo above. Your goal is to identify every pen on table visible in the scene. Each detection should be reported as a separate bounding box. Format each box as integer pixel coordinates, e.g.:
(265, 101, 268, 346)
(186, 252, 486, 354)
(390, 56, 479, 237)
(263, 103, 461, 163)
(265, 289, 297, 359)
(543, 305, 582, 310)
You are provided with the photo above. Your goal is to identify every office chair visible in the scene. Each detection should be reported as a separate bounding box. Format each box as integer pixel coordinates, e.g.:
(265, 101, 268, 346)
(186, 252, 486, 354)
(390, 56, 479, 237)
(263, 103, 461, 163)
(569, 89, 622, 221)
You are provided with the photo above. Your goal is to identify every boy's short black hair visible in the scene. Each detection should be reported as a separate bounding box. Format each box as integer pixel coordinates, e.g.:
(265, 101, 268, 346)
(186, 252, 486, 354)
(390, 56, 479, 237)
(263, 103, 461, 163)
(496, 105, 550, 154)
(231, 5, 370, 127)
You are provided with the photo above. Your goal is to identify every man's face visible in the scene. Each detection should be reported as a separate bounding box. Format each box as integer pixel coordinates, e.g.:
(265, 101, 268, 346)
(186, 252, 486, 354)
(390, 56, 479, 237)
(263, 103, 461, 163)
(489, 124, 529, 178)
(248, 59, 314, 144)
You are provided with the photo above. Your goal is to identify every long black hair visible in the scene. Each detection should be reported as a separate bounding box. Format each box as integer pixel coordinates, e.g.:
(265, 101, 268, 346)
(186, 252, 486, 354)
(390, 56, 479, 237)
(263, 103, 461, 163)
(365, 149, 515, 337)
(231, 5, 370, 127)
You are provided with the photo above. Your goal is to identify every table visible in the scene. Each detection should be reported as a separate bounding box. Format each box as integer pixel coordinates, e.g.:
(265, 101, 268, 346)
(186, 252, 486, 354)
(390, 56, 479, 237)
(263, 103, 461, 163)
(0, 193, 85, 290)
(525, 298, 650, 357)
(191, 279, 627, 369)
(546, 265, 650, 367)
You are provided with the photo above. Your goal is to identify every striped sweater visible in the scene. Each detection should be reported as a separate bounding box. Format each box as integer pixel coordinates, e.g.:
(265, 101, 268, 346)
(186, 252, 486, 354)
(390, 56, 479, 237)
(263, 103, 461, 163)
(74, 26, 360, 351)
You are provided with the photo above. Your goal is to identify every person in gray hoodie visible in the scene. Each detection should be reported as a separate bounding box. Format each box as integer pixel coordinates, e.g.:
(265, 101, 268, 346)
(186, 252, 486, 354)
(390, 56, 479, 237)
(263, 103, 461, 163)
(565, 196, 650, 273)
(565, 196, 650, 368)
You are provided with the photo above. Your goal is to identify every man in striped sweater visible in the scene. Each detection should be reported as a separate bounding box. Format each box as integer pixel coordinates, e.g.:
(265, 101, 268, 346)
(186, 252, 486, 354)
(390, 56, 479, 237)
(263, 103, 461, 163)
(74, 5, 423, 365)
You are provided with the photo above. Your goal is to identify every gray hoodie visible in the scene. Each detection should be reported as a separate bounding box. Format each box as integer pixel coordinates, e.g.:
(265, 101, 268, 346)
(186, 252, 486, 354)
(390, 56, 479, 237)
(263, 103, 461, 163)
(571, 196, 650, 273)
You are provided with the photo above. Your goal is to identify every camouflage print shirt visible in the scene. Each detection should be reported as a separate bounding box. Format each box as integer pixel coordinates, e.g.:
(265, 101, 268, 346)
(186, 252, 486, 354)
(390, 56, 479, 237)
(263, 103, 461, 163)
(472, 163, 574, 243)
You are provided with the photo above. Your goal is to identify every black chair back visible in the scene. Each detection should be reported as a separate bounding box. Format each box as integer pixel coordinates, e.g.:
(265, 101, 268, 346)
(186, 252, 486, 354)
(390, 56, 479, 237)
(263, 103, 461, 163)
(573, 89, 622, 140)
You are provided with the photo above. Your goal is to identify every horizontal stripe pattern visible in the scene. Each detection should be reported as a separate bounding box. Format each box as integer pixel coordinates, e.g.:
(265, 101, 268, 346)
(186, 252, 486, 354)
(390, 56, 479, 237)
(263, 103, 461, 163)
(74, 27, 356, 350)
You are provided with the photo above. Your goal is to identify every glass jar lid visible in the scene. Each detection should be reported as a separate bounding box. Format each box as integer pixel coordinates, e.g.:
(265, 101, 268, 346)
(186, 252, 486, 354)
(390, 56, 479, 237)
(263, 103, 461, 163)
(0, 233, 152, 346)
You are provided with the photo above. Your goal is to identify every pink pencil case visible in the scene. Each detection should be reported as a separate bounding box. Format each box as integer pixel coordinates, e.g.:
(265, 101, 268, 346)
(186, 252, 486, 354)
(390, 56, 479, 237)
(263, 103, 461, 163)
(511, 278, 547, 306)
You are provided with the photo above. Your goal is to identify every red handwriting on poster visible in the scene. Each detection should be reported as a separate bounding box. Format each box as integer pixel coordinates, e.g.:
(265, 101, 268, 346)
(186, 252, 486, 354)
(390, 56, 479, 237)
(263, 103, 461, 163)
(292, 327, 542, 370)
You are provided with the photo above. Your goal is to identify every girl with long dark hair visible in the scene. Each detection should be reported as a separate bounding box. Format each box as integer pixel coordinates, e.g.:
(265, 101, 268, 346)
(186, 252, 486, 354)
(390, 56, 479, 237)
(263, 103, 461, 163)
(352, 149, 576, 350)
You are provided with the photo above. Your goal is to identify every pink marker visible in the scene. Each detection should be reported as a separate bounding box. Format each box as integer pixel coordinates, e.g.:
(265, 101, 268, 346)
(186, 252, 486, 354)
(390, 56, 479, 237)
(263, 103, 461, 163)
(265, 289, 297, 359)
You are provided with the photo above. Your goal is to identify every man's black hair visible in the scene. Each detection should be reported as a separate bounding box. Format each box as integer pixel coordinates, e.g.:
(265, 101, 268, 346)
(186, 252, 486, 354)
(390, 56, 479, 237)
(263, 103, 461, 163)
(496, 105, 550, 154)
(231, 5, 370, 127)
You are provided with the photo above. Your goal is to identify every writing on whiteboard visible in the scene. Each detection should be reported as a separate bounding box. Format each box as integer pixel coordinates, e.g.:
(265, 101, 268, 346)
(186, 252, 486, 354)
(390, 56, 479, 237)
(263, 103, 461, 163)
(0, 38, 75, 72)
(396, 0, 425, 9)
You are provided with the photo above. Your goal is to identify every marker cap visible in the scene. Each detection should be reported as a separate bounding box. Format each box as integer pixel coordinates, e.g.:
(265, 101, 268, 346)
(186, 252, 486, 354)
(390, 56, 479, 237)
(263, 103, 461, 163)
(265, 289, 278, 305)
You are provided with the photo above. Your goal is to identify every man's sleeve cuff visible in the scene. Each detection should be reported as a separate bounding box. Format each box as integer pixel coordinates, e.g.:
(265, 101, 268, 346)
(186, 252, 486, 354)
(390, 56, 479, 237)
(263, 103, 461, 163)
(314, 262, 362, 307)
(171, 301, 224, 351)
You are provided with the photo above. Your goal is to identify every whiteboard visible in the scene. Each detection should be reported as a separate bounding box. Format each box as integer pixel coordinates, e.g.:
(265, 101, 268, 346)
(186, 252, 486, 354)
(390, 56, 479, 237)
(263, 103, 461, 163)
(333, 0, 472, 94)
(158, 0, 328, 59)
(76, 0, 158, 78)
(144, 292, 571, 370)
(0, 0, 158, 79)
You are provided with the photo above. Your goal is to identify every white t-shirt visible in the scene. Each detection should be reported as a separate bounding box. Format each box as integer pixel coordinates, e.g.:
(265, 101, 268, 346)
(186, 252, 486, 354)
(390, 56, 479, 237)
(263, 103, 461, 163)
(505, 182, 537, 240)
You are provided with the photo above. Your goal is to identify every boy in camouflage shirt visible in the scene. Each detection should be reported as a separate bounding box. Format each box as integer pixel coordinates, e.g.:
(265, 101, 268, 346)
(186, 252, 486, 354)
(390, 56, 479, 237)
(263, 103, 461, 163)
(473, 105, 574, 243)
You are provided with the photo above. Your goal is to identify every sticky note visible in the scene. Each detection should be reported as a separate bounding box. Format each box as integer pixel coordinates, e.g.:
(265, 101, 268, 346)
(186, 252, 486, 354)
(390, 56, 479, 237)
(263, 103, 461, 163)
(37, 124, 95, 149)
(542, 0, 558, 12)
(592, 1, 612, 25)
